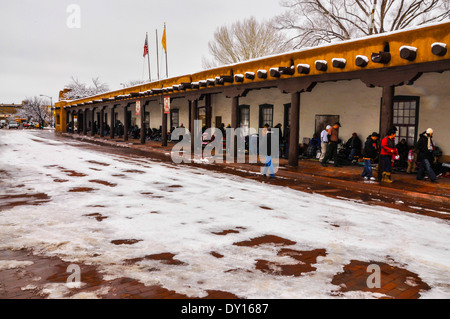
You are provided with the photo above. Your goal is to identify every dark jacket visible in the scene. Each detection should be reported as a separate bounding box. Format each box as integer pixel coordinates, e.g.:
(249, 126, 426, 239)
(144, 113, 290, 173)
(363, 136, 378, 159)
(261, 130, 273, 156)
(417, 132, 434, 162)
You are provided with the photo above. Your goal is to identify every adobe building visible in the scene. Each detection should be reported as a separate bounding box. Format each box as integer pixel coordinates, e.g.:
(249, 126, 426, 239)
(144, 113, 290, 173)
(55, 22, 450, 164)
(0, 102, 23, 122)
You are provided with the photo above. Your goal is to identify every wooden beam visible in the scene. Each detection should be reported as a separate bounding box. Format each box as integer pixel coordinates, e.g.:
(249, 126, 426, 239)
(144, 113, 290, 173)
(288, 92, 300, 167)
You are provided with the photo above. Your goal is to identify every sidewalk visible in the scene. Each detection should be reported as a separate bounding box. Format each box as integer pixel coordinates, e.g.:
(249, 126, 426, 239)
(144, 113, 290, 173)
(61, 133, 450, 216)
(1, 132, 447, 300)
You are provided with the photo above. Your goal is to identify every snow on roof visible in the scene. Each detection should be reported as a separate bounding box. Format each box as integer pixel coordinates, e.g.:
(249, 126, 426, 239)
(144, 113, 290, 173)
(61, 20, 449, 107)
(400, 45, 418, 52)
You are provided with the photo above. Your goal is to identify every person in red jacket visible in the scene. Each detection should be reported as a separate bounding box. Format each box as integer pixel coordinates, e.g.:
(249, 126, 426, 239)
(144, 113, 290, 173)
(380, 128, 397, 183)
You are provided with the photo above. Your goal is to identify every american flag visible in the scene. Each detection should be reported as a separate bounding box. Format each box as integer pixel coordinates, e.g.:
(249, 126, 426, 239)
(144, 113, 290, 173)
(143, 33, 149, 58)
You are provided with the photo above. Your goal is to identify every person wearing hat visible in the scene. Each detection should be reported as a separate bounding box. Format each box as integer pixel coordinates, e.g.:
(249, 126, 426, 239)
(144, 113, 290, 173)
(321, 122, 341, 167)
(416, 128, 437, 182)
(361, 132, 379, 181)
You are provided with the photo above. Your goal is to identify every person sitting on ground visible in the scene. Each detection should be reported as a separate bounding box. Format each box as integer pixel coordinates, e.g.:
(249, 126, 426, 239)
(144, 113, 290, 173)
(396, 138, 409, 168)
(407, 146, 417, 174)
(307, 133, 320, 158)
(345, 132, 362, 161)
(361, 132, 379, 181)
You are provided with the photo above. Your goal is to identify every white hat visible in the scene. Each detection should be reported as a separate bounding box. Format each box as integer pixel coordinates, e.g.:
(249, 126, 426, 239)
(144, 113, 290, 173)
(426, 128, 433, 134)
(326, 125, 331, 129)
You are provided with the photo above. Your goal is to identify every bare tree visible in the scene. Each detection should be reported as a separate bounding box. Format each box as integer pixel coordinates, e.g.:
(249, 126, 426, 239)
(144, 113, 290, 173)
(19, 96, 52, 127)
(63, 76, 110, 100)
(273, 0, 450, 49)
(121, 79, 149, 88)
(202, 16, 292, 68)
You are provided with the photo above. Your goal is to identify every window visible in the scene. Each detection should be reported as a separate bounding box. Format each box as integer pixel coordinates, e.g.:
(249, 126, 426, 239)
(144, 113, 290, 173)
(239, 105, 250, 136)
(259, 104, 273, 128)
(171, 109, 179, 128)
(393, 96, 419, 146)
(284, 103, 290, 137)
(315, 115, 340, 136)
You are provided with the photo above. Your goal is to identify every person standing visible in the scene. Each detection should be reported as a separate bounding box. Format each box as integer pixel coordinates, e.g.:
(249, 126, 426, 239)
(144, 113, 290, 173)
(361, 132, 379, 181)
(261, 128, 275, 178)
(416, 128, 437, 182)
(320, 125, 331, 162)
(380, 128, 397, 183)
(321, 122, 341, 167)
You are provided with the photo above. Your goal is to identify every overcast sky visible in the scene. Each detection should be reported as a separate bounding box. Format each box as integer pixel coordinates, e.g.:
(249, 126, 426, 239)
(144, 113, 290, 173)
(0, 0, 287, 104)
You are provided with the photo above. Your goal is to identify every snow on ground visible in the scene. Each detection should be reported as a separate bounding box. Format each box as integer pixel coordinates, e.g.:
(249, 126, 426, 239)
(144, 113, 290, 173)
(0, 130, 449, 298)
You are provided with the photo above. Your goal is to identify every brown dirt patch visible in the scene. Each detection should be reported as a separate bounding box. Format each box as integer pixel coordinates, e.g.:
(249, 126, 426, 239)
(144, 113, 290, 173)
(255, 248, 327, 277)
(124, 252, 186, 266)
(87, 160, 110, 166)
(0, 193, 51, 211)
(68, 187, 96, 193)
(83, 213, 108, 222)
(259, 205, 274, 210)
(123, 169, 145, 174)
(89, 180, 117, 187)
(212, 229, 240, 236)
(210, 251, 224, 259)
(110, 239, 142, 245)
(331, 260, 431, 299)
(53, 179, 69, 183)
(233, 235, 296, 247)
(58, 167, 86, 177)
(0, 249, 239, 299)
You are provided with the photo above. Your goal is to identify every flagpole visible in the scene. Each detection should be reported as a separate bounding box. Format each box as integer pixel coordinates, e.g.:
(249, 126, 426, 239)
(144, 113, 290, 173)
(155, 29, 160, 81)
(164, 23, 168, 78)
(146, 32, 151, 82)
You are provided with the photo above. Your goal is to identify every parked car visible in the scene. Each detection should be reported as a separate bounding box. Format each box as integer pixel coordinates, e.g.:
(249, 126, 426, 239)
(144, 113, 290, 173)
(8, 121, 19, 129)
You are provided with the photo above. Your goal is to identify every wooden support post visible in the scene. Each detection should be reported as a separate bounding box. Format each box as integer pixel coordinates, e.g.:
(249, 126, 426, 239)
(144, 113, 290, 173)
(380, 85, 395, 139)
(205, 94, 212, 130)
(140, 102, 146, 145)
(162, 99, 168, 147)
(83, 109, 88, 135)
(100, 108, 104, 137)
(91, 108, 95, 136)
(123, 105, 128, 141)
(231, 96, 239, 158)
(378, 85, 395, 181)
(190, 99, 198, 151)
(288, 92, 300, 167)
(110, 107, 115, 139)
(77, 110, 81, 134)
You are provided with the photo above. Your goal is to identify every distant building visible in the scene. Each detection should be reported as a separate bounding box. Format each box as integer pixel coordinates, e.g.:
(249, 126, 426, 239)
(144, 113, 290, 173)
(0, 102, 24, 121)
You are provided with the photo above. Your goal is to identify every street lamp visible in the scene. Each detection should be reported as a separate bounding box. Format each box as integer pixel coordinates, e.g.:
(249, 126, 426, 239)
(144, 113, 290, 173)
(40, 94, 53, 128)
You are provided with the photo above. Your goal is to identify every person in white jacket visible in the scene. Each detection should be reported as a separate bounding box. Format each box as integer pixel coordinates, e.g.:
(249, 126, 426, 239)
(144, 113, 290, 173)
(319, 125, 331, 162)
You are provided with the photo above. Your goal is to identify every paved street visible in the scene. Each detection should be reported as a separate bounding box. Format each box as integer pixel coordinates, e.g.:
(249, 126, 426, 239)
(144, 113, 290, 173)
(0, 129, 449, 299)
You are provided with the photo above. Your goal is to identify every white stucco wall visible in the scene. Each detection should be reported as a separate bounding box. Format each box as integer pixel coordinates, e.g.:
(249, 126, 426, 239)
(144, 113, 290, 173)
(117, 71, 448, 157)
(396, 71, 450, 157)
